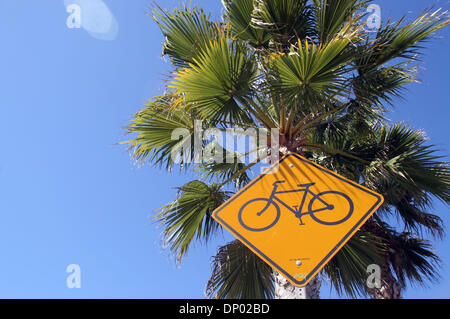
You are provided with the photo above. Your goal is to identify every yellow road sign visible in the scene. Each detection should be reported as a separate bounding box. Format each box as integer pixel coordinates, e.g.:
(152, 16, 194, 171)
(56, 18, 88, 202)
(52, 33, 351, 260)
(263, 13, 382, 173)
(212, 153, 384, 287)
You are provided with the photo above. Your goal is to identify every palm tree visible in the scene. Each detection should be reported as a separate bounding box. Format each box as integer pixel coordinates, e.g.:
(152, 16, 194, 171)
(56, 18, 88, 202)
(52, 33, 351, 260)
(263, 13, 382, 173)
(123, 0, 449, 299)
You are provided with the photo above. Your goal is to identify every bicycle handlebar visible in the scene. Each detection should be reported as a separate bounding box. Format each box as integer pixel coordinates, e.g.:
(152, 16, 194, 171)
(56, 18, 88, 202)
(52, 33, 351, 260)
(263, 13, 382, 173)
(297, 183, 315, 187)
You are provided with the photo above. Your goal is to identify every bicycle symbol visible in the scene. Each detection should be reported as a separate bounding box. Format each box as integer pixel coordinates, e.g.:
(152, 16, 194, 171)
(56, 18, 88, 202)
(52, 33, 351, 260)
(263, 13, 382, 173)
(238, 181, 354, 232)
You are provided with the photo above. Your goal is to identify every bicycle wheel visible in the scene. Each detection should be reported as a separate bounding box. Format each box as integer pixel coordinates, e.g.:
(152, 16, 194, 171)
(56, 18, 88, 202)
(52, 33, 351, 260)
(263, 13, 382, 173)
(238, 198, 281, 232)
(308, 191, 354, 226)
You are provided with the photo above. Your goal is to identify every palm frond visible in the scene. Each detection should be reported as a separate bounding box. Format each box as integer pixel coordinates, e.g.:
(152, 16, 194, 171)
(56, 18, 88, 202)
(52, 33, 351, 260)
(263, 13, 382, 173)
(206, 240, 275, 299)
(392, 232, 441, 287)
(352, 62, 418, 107)
(252, 0, 314, 46)
(222, 0, 271, 46)
(379, 222, 441, 288)
(155, 180, 231, 262)
(123, 94, 196, 169)
(199, 147, 252, 189)
(393, 199, 444, 239)
(152, 3, 219, 67)
(364, 123, 450, 204)
(361, 9, 450, 67)
(312, 0, 367, 42)
(168, 35, 259, 125)
(266, 23, 361, 109)
(307, 99, 383, 147)
(323, 230, 384, 298)
(307, 120, 448, 238)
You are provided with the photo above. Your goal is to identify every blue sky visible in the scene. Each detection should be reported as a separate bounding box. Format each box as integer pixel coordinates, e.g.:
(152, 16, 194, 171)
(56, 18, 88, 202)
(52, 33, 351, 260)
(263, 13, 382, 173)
(0, 0, 448, 298)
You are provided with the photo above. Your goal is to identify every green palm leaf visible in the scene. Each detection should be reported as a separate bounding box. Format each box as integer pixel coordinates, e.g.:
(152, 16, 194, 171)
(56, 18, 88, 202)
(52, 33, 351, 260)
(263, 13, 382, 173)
(392, 199, 444, 239)
(266, 24, 360, 108)
(364, 123, 450, 204)
(168, 35, 258, 124)
(390, 232, 441, 287)
(206, 240, 275, 299)
(123, 94, 197, 169)
(312, 0, 367, 42)
(361, 9, 450, 67)
(156, 180, 231, 262)
(352, 62, 418, 107)
(361, 124, 449, 237)
(308, 120, 449, 237)
(199, 147, 252, 189)
(370, 221, 441, 291)
(323, 230, 384, 298)
(222, 0, 271, 46)
(251, 0, 314, 45)
(153, 3, 218, 68)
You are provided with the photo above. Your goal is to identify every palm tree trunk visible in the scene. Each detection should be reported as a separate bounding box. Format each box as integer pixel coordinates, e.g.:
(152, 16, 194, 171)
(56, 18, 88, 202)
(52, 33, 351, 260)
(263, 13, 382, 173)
(372, 264, 403, 299)
(273, 270, 321, 299)
(361, 220, 404, 299)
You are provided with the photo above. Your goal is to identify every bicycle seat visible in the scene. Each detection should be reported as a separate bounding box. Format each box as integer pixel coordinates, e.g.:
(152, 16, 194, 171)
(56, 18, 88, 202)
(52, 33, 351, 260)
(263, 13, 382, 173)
(273, 181, 286, 185)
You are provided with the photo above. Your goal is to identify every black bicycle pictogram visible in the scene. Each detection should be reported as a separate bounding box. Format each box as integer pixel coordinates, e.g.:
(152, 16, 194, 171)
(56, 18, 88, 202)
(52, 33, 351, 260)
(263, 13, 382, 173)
(238, 181, 354, 232)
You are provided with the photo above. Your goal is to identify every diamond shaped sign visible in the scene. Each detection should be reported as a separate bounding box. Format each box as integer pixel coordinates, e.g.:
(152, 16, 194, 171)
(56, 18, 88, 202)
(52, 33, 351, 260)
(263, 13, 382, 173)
(212, 153, 384, 287)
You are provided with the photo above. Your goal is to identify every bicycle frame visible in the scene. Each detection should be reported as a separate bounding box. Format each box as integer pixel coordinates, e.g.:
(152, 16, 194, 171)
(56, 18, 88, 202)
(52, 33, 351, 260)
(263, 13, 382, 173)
(258, 181, 334, 225)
